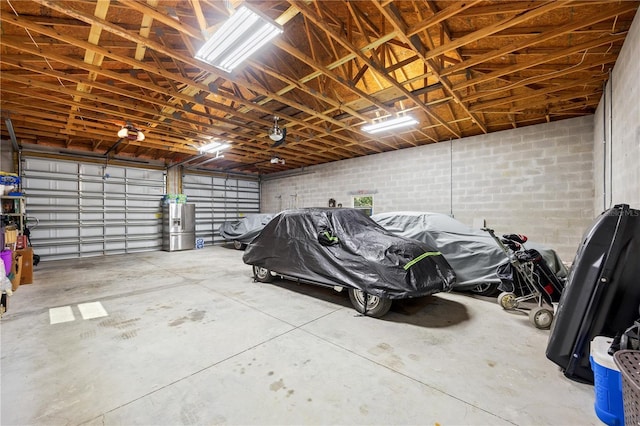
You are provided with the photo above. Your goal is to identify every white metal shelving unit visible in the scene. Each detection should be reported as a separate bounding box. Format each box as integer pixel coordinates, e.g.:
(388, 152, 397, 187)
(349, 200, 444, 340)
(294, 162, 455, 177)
(1, 195, 26, 236)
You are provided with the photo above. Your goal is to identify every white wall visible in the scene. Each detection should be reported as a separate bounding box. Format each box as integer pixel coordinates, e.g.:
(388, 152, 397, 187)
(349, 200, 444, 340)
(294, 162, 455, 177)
(261, 116, 594, 262)
(593, 10, 640, 212)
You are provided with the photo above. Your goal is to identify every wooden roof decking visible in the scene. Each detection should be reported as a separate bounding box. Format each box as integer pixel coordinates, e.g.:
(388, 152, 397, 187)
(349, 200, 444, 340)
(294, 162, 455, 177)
(1, 0, 637, 174)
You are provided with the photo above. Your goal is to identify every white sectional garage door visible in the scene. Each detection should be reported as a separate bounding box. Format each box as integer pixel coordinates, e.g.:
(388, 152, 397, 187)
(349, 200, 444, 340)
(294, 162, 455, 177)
(182, 173, 260, 245)
(22, 157, 165, 260)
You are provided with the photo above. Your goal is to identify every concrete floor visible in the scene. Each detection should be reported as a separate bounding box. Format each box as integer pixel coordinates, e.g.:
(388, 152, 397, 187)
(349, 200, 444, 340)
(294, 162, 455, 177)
(1, 246, 598, 425)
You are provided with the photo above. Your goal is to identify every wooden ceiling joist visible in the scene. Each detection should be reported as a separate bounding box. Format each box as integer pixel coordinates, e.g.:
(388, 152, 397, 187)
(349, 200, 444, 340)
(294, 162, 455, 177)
(0, 0, 636, 174)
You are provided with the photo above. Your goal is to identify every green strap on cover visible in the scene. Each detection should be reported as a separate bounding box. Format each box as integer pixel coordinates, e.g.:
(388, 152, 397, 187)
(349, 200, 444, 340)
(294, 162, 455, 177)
(323, 231, 338, 243)
(403, 251, 442, 270)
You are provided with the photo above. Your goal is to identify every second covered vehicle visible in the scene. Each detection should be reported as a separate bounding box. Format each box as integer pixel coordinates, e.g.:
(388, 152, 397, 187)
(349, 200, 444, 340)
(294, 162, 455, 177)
(371, 211, 568, 296)
(219, 213, 274, 249)
(242, 208, 456, 318)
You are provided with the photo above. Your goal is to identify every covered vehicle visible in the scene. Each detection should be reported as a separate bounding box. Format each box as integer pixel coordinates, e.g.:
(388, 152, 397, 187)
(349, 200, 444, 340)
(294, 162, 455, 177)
(371, 211, 567, 296)
(218, 213, 274, 249)
(243, 208, 456, 318)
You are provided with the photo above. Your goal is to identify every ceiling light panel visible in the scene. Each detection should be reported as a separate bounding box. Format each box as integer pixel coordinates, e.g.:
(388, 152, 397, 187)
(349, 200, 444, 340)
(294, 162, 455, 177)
(199, 141, 231, 153)
(361, 116, 419, 134)
(195, 6, 283, 72)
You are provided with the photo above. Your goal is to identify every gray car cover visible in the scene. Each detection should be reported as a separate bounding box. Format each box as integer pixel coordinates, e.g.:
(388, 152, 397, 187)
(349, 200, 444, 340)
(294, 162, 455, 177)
(371, 211, 567, 289)
(243, 208, 456, 300)
(219, 213, 275, 244)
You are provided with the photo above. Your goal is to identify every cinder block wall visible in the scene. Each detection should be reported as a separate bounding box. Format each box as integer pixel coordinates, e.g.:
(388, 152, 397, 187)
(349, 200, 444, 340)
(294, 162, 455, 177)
(593, 10, 640, 212)
(261, 116, 594, 262)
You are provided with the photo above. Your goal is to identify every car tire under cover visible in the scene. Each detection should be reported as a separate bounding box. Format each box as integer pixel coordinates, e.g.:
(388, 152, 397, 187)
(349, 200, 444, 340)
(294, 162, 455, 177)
(233, 240, 246, 250)
(469, 282, 500, 297)
(253, 265, 275, 283)
(348, 288, 392, 318)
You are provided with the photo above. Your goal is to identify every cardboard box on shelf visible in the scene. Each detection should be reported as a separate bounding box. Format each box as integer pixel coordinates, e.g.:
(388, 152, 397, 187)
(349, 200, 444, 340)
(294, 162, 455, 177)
(4, 229, 17, 245)
(15, 247, 33, 285)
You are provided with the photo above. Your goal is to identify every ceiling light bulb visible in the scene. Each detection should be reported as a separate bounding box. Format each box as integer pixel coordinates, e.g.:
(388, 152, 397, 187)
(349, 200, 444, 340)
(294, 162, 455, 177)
(269, 128, 283, 141)
(117, 127, 128, 138)
(269, 116, 284, 141)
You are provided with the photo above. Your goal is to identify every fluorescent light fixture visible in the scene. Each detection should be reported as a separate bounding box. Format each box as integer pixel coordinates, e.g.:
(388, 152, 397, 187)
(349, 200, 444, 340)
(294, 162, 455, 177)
(361, 115, 419, 134)
(195, 5, 283, 72)
(199, 141, 231, 153)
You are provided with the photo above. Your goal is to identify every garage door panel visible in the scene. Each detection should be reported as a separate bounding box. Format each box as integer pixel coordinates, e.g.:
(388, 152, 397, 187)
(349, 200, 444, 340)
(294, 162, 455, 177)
(183, 174, 209, 185)
(44, 198, 80, 206)
(127, 225, 161, 236)
(26, 158, 76, 174)
(238, 180, 259, 189)
(126, 168, 155, 179)
(212, 201, 228, 209)
(126, 200, 160, 209)
(26, 179, 78, 192)
(127, 239, 162, 249)
(82, 217, 108, 224)
(23, 157, 164, 260)
(23, 180, 78, 197)
(104, 212, 126, 221)
(183, 173, 259, 245)
(196, 212, 213, 220)
(104, 241, 126, 251)
(80, 181, 106, 192)
(239, 190, 259, 199)
(187, 189, 212, 198)
(127, 182, 164, 193)
(80, 243, 106, 254)
(79, 163, 103, 175)
(39, 212, 78, 221)
(126, 211, 158, 221)
(46, 245, 83, 258)
(81, 198, 106, 207)
(104, 201, 127, 209)
(36, 228, 79, 239)
(104, 225, 126, 235)
(80, 227, 105, 237)
(104, 182, 125, 191)
(97, 166, 125, 178)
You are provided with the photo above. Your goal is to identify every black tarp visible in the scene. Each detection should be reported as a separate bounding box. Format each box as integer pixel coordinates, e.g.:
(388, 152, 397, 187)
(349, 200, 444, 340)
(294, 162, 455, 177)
(219, 213, 275, 244)
(371, 211, 567, 290)
(242, 208, 456, 299)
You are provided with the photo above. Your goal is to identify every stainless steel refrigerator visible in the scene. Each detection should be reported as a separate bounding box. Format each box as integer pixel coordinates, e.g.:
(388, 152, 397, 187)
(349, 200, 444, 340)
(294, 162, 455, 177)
(162, 203, 195, 251)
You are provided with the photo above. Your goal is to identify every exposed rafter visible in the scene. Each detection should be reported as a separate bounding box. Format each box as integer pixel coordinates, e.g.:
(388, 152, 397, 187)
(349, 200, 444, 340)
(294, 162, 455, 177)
(0, 0, 636, 174)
